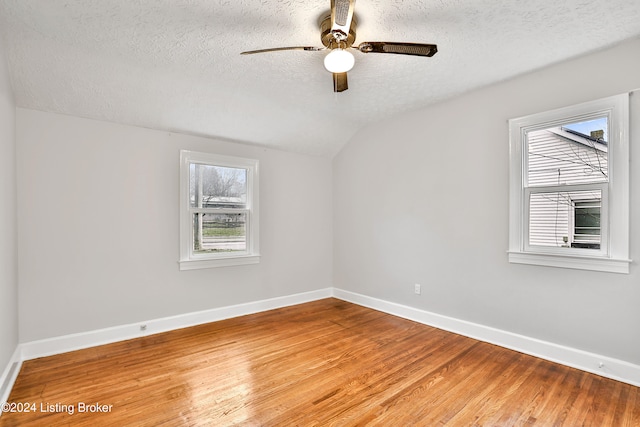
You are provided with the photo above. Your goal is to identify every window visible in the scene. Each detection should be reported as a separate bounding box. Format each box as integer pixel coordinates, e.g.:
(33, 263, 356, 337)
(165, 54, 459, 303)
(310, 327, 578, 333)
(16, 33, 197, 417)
(179, 150, 259, 270)
(508, 94, 630, 273)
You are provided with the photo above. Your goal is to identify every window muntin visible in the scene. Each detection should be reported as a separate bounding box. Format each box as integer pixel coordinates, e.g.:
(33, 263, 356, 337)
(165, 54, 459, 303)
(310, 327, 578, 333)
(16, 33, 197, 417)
(180, 151, 259, 270)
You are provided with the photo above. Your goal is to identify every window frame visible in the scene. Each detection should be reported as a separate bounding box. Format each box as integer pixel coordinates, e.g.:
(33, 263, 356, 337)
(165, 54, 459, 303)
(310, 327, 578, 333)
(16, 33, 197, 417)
(508, 93, 630, 273)
(179, 150, 260, 270)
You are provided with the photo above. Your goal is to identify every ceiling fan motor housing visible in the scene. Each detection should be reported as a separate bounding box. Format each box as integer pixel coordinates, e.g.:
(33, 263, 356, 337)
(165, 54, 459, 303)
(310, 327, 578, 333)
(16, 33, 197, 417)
(320, 15, 357, 48)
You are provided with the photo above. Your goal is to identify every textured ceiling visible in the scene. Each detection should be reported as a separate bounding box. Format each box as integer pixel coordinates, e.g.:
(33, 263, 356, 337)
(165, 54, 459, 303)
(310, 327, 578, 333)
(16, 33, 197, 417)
(1, 0, 640, 157)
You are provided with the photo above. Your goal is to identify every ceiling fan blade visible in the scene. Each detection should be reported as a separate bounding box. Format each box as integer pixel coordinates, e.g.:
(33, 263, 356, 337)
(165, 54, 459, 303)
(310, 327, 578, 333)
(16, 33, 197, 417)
(331, 0, 356, 36)
(357, 42, 438, 57)
(333, 72, 348, 92)
(241, 46, 324, 55)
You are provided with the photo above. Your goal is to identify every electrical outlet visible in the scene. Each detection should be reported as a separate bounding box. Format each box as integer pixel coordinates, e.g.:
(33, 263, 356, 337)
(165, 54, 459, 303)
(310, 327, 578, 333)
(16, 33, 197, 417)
(140, 324, 147, 331)
(414, 284, 421, 295)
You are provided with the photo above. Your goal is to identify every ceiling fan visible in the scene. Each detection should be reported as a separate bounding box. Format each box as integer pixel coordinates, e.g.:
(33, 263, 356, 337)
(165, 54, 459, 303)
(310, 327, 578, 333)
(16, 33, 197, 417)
(241, 0, 438, 93)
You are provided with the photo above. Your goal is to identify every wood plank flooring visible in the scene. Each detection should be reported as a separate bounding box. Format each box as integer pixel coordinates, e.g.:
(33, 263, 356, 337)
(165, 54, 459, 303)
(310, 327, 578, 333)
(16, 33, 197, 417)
(1, 298, 639, 426)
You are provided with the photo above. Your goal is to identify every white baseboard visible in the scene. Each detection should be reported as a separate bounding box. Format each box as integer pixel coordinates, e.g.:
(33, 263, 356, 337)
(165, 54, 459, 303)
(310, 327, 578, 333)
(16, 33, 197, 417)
(332, 288, 640, 387)
(19, 288, 332, 361)
(5, 286, 639, 404)
(0, 346, 22, 405)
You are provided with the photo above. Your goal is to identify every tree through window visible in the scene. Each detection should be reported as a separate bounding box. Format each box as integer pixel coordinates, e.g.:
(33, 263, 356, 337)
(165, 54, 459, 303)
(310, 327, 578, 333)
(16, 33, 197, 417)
(190, 164, 248, 253)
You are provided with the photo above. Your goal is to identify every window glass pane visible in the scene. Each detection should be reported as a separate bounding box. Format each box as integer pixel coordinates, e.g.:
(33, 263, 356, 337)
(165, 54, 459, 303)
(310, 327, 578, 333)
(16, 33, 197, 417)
(189, 164, 247, 208)
(529, 190, 601, 249)
(526, 118, 608, 187)
(573, 200, 601, 249)
(192, 212, 247, 253)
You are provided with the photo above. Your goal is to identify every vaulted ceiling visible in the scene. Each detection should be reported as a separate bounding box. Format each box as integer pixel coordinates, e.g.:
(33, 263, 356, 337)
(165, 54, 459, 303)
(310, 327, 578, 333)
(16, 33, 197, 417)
(1, 0, 639, 157)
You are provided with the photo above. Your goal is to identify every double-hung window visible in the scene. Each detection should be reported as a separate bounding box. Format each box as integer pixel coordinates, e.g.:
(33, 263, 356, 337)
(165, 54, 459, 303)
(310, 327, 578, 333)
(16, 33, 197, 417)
(508, 93, 630, 273)
(179, 150, 259, 270)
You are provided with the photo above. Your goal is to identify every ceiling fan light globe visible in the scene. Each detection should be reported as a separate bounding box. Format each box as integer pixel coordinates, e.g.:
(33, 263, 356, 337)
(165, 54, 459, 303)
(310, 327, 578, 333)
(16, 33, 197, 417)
(324, 48, 355, 73)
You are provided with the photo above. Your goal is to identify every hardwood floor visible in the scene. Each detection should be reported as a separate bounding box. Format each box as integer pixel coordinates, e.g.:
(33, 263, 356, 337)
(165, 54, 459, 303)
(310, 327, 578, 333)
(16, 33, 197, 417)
(2, 298, 639, 426)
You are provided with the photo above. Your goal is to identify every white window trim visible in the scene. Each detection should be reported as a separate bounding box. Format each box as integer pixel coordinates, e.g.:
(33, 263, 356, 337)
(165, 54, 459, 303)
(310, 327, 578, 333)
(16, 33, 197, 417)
(179, 150, 260, 270)
(508, 93, 630, 274)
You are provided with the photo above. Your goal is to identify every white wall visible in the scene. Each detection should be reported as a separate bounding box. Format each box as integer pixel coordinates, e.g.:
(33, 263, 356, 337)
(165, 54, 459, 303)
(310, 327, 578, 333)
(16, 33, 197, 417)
(16, 110, 332, 342)
(333, 37, 640, 364)
(0, 40, 18, 372)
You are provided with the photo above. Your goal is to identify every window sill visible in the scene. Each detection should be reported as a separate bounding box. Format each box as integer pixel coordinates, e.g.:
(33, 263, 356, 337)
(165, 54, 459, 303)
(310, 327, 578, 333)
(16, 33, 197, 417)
(179, 254, 260, 270)
(508, 251, 630, 274)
